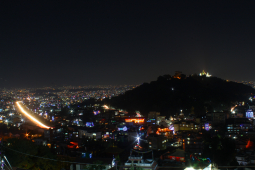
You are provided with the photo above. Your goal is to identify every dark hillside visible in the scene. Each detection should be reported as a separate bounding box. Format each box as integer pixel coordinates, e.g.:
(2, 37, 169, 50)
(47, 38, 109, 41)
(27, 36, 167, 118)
(104, 75, 255, 117)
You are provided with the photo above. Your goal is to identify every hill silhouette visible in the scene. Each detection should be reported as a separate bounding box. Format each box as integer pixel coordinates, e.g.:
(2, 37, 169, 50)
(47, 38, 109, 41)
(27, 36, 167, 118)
(104, 75, 255, 117)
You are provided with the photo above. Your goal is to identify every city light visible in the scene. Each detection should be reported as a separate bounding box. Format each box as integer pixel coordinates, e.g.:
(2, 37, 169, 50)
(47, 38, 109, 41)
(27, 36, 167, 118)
(125, 118, 144, 123)
(231, 105, 237, 113)
(16, 101, 51, 129)
(199, 70, 211, 77)
(185, 167, 194, 170)
(103, 105, 109, 109)
(136, 136, 140, 144)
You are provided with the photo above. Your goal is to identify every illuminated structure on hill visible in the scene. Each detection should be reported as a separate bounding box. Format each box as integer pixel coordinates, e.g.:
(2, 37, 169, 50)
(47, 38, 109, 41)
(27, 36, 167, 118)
(199, 70, 211, 77)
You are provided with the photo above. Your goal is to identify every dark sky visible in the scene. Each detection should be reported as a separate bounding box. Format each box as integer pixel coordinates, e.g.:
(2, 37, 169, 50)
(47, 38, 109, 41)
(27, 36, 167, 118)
(1, 1, 255, 88)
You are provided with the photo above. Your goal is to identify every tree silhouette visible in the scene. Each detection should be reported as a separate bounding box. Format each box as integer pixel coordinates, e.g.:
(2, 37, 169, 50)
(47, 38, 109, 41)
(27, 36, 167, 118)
(4, 138, 57, 170)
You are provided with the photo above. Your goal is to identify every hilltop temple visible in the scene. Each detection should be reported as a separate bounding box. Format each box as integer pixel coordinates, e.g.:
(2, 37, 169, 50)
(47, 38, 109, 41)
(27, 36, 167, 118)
(199, 70, 211, 77)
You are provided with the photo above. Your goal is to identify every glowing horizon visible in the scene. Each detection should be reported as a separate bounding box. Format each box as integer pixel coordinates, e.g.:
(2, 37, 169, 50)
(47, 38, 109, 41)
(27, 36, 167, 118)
(16, 101, 51, 129)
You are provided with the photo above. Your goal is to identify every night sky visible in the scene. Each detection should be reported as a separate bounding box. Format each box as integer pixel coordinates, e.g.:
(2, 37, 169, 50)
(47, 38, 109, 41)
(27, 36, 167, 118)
(1, 1, 255, 88)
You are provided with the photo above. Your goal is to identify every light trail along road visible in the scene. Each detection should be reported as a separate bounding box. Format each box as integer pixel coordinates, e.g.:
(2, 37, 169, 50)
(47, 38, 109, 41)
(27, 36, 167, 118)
(16, 101, 51, 129)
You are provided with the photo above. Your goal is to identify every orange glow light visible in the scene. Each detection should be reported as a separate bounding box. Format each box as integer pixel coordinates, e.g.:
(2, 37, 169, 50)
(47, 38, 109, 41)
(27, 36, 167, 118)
(16, 101, 51, 129)
(125, 118, 144, 123)
(246, 139, 253, 149)
(158, 128, 171, 132)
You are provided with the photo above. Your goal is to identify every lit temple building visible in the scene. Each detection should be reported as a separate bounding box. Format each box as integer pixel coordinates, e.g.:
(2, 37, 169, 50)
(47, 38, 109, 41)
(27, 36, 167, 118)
(199, 70, 211, 77)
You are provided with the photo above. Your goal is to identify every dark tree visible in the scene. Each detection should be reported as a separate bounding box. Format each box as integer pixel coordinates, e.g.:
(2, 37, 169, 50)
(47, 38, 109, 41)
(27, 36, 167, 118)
(4, 138, 57, 170)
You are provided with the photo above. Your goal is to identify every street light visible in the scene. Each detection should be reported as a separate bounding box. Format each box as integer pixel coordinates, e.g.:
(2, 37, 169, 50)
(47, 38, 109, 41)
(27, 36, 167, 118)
(136, 136, 140, 144)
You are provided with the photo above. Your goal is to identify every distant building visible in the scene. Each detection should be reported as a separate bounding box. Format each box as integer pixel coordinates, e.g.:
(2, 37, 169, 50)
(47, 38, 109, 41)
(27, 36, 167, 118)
(148, 112, 160, 124)
(78, 128, 102, 140)
(123, 155, 157, 170)
(34, 138, 47, 146)
(160, 149, 185, 162)
(72, 157, 114, 170)
(199, 70, 211, 77)
(236, 154, 250, 166)
(235, 140, 247, 151)
(147, 134, 167, 150)
(183, 135, 203, 155)
(173, 71, 182, 79)
(156, 116, 166, 125)
(156, 127, 173, 137)
(249, 104, 255, 110)
(226, 118, 253, 138)
(246, 109, 254, 118)
(125, 117, 145, 124)
(174, 121, 200, 132)
(206, 112, 226, 125)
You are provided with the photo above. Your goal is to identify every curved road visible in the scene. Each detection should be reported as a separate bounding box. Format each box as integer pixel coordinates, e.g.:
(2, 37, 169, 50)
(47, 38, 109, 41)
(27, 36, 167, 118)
(16, 101, 51, 129)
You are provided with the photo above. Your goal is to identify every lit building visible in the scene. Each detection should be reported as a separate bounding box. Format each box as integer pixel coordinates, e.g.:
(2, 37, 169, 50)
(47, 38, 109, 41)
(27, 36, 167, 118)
(123, 150, 157, 170)
(226, 118, 253, 138)
(174, 121, 200, 132)
(148, 112, 160, 120)
(78, 129, 102, 140)
(246, 109, 254, 118)
(183, 136, 203, 155)
(156, 127, 173, 137)
(199, 70, 211, 77)
(206, 112, 226, 125)
(147, 134, 167, 150)
(236, 154, 250, 166)
(156, 116, 166, 125)
(173, 71, 182, 79)
(201, 123, 212, 131)
(160, 149, 185, 162)
(125, 118, 145, 124)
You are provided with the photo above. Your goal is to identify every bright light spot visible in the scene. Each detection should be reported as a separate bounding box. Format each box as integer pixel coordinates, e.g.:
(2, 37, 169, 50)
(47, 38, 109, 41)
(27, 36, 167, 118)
(136, 135, 140, 145)
(185, 168, 195, 170)
(103, 105, 109, 109)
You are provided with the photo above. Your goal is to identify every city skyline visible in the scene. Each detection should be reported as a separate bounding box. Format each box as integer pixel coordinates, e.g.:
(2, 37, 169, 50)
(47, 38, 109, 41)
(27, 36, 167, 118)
(1, 1, 255, 88)
(1, 1, 255, 168)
